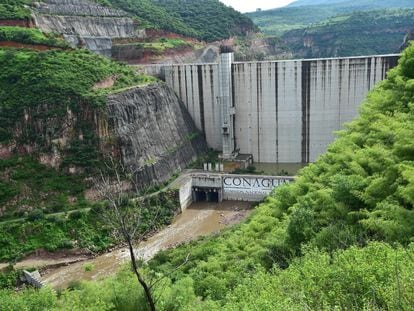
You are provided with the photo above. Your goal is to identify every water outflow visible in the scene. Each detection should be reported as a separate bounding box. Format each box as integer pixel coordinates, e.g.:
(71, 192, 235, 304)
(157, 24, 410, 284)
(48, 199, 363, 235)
(41, 201, 252, 289)
(107, 83, 207, 188)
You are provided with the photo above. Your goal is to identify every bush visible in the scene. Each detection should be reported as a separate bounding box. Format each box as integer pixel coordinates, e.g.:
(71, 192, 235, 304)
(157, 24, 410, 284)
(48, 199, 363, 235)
(0, 268, 20, 289)
(83, 263, 95, 272)
(0, 26, 69, 47)
(27, 209, 44, 221)
(69, 210, 85, 220)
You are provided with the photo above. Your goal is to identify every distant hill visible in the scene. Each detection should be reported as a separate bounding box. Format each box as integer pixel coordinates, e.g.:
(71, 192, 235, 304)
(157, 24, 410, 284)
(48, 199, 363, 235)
(107, 0, 258, 42)
(287, 0, 345, 7)
(248, 0, 414, 36)
(288, 0, 414, 9)
(282, 9, 414, 58)
(1, 0, 258, 42)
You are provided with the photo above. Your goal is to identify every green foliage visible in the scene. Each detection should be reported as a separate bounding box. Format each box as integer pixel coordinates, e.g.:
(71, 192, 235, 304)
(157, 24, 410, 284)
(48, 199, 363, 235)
(137, 38, 192, 54)
(282, 9, 414, 58)
(150, 202, 289, 300)
(0, 157, 86, 220)
(0, 0, 31, 20)
(0, 267, 20, 289)
(0, 48, 152, 112)
(277, 44, 414, 250)
(0, 209, 111, 262)
(189, 149, 220, 169)
(0, 48, 155, 172)
(26, 209, 45, 221)
(4, 242, 413, 310)
(107, 0, 258, 41)
(216, 243, 414, 310)
(83, 263, 95, 272)
(0, 190, 179, 262)
(248, 0, 414, 36)
(3, 19, 414, 311)
(0, 26, 69, 47)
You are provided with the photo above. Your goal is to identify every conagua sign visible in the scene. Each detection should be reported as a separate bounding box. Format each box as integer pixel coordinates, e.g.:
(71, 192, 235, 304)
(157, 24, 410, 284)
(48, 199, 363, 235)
(223, 176, 292, 195)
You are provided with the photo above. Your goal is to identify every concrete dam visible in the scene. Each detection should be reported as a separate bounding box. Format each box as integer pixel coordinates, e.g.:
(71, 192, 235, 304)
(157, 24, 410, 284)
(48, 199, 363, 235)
(146, 53, 399, 163)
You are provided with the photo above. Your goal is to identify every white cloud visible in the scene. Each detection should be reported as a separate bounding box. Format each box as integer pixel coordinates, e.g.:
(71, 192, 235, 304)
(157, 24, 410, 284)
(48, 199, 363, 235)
(220, 0, 296, 13)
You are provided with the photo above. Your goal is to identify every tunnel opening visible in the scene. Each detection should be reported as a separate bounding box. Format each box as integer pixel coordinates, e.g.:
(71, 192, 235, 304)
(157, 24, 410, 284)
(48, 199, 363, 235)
(207, 191, 219, 202)
(193, 190, 207, 202)
(192, 188, 221, 203)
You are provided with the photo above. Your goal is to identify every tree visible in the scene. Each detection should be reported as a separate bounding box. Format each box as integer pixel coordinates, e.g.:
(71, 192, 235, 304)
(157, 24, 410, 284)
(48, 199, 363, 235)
(93, 157, 188, 311)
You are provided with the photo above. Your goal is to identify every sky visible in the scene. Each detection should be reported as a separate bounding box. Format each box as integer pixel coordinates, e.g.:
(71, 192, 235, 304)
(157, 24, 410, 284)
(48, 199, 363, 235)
(220, 0, 296, 13)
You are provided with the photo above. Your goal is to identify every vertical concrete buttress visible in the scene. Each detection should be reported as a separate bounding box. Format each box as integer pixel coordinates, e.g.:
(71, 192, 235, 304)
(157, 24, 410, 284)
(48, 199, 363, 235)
(218, 53, 236, 159)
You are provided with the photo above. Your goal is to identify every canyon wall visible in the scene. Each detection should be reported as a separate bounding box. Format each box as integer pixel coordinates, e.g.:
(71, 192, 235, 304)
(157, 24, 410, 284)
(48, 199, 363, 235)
(107, 83, 206, 187)
(1, 82, 206, 186)
(156, 54, 399, 163)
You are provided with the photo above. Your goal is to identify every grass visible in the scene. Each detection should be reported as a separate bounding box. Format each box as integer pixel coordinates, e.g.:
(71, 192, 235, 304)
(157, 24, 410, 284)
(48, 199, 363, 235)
(0, 26, 69, 47)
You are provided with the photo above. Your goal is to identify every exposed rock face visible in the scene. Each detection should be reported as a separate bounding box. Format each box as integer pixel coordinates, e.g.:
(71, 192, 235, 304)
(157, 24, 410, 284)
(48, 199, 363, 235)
(1, 82, 206, 186)
(32, 0, 145, 56)
(0, 100, 108, 172)
(107, 83, 206, 187)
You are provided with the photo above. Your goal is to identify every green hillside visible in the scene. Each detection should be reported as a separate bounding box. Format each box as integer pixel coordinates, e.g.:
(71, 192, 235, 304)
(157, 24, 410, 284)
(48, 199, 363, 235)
(0, 47, 178, 262)
(248, 0, 414, 36)
(1, 0, 257, 42)
(0, 0, 31, 20)
(289, 0, 414, 8)
(106, 0, 258, 41)
(282, 9, 414, 57)
(0, 26, 69, 47)
(0, 48, 153, 211)
(3, 41, 414, 310)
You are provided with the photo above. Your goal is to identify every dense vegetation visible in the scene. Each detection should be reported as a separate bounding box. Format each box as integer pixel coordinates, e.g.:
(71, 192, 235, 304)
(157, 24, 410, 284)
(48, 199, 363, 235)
(0, 157, 87, 221)
(2, 40, 414, 311)
(282, 9, 414, 58)
(0, 48, 154, 150)
(0, 188, 180, 262)
(288, 0, 414, 8)
(107, 0, 258, 41)
(0, 26, 68, 47)
(2, 242, 413, 310)
(0, 0, 31, 20)
(248, 0, 414, 36)
(0, 47, 159, 262)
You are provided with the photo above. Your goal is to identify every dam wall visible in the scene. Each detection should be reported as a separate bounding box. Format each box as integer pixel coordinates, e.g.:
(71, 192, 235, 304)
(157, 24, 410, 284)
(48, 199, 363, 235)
(155, 54, 399, 163)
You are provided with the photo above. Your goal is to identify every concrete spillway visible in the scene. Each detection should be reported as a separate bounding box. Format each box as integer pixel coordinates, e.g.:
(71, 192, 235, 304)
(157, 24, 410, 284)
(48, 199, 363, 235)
(145, 54, 399, 163)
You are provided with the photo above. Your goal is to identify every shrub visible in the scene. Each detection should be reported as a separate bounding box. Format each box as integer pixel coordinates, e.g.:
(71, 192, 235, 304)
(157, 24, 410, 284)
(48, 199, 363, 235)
(27, 209, 44, 221)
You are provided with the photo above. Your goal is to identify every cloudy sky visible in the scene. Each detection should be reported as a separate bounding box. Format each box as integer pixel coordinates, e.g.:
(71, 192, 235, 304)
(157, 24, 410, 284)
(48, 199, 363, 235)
(220, 0, 296, 13)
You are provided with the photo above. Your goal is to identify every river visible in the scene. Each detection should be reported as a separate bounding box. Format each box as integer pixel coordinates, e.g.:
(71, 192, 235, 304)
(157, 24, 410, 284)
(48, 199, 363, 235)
(39, 200, 252, 289)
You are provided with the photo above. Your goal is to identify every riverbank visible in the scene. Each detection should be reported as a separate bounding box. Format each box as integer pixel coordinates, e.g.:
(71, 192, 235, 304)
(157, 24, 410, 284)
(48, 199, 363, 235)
(5, 201, 252, 289)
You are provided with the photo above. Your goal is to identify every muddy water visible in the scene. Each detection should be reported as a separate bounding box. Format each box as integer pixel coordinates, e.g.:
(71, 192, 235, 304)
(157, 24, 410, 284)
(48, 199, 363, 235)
(42, 201, 252, 289)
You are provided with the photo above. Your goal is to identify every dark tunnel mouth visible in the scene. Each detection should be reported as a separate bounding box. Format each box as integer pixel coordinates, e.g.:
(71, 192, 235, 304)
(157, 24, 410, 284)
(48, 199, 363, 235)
(192, 188, 220, 203)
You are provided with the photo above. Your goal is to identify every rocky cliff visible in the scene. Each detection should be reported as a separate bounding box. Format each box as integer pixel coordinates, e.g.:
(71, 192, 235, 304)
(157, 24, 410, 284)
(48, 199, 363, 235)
(107, 83, 206, 187)
(32, 0, 144, 56)
(1, 82, 205, 186)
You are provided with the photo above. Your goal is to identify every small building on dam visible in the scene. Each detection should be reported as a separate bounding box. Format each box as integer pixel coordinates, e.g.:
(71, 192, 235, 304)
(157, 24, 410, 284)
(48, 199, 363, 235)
(144, 53, 399, 164)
